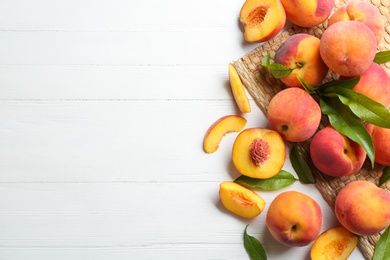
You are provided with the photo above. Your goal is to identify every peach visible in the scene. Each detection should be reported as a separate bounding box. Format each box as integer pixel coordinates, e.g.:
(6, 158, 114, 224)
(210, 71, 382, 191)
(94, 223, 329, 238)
(266, 191, 323, 247)
(320, 21, 377, 77)
(232, 128, 285, 179)
(310, 226, 358, 260)
(335, 180, 390, 236)
(219, 181, 266, 218)
(228, 63, 251, 113)
(203, 115, 247, 153)
(366, 123, 390, 166)
(328, 0, 385, 45)
(309, 126, 366, 177)
(240, 0, 286, 43)
(341, 62, 390, 108)
(280, 0, 334, 27)
(274, 33, 329, 88)
(267, 87, 322, 142)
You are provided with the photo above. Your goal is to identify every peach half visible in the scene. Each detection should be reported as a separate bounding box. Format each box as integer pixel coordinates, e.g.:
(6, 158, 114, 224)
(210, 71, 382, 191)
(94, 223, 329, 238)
(232, 128, 285, 179)
(228, 63, 251, 113)
(219, 181, 266, 218)
(328, 0, 385, 45)
(320, 20, 377, 77)
(310, 126, 366, 177)
(274, 33, 329, 88)
(266, 191, 323, 247)
(366, 123, 390, 166)
(267, 87, 322, 142)
(335, 180, 390, 236)
(240, 0, 286, 43)
(280, 0, 334, 27)
(310, 226, 358, 260)
(203, 115, 247, 153)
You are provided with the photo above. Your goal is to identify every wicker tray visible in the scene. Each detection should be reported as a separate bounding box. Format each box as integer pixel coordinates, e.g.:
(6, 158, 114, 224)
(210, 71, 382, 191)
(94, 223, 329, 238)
(232, 1, 390, 259)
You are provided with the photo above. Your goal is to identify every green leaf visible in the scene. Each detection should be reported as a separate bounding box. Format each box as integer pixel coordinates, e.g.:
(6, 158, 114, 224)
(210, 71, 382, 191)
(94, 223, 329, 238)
(261, 53, 294, 79)
(244, 225, 267, 260)
(324, 87, 390, 128)
(290, 144, 315, 184)
(374, 50, 390, 64)
(235, 170, 297, 191)
(320, 97, 375, 167)
(379, 167, 390, 187)
(373, 225, 390, 260)
(317, 76, 360, 93)
(297, 77, 316, 94)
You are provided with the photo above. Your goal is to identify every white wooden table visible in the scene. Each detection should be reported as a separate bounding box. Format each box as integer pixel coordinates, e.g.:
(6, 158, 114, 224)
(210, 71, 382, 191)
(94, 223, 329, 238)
(0, 1, 365, 259)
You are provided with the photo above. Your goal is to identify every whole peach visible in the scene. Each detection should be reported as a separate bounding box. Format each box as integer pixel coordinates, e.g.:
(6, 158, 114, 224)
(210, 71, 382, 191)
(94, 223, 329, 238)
(366, 123, 390, 166)
(266, 191, 323, 247)
(320, 21, 377, 77)
(267, 87, 322, 142)
(274, 33, 329, 88)
(335, 181, 390, 236)
(328, 0, 385, 45)
(280, 0, 334, 27)
(341, 62, 390, 108)
(310, 126, 366, 177)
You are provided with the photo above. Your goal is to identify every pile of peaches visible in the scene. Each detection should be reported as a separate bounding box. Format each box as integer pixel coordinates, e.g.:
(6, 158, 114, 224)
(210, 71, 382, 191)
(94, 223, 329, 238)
(204, 0, 390, 258)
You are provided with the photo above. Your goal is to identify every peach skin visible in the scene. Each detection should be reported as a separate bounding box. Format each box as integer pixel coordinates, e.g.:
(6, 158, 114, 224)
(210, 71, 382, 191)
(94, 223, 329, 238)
(335, 180, 390, 236)
(240, 0, 286, 42)
(274, 33, 329, 88)
(366, 123, 390, 166)
(266, 191, 323, 247)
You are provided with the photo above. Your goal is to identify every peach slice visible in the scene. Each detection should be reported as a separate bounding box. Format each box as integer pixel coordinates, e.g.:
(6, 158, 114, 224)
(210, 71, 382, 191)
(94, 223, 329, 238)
(232, 128, 285, 179)
(310, 226, 358, 260)
(219, 181, 266, 218)
(228, 63, 251, 114)
(240, 0, 286, 43)
(203, 115, 247, 153)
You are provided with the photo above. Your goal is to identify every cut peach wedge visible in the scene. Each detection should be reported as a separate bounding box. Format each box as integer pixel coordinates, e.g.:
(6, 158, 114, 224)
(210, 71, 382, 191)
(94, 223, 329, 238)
(219, 181, 266, 218)
(232, 128, 285, 179)
(240, 0, 286, 43)
(310, 226, 358, 260)
(203, 115, 247, 154)
(228, 63, 251, 114)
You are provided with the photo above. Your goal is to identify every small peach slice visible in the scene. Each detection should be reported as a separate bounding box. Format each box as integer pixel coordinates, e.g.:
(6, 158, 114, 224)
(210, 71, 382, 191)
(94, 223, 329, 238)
(219, 181, 266, 218)
(203, 115, 247, 153)
(228, 63, 251, 114)
(232, 128, 285, 179)
(310, 226, 358, 260)
(240, 0, 286, 43)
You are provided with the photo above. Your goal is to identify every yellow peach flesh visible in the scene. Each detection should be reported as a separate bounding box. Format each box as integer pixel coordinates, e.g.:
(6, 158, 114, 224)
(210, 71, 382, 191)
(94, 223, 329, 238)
(228, 63, 251, 113)
(203, 115, 247, 154)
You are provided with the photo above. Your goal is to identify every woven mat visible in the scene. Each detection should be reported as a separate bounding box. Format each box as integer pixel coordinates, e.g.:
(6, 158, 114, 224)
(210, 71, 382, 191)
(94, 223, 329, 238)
(232, 0, 390, 259)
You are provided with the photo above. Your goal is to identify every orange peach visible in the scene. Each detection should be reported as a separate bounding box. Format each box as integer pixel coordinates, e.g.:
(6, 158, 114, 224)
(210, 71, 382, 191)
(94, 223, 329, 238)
(310, 126, 366, 177)
(228, 63, 251, 113)
(219, 181, 266, 218)
(327, 0, 385, 45)
(232, 128, 285, 179)
(240, 0, 286, 43)
(266, 191, 323, 247)
(341, 62, 390, 108)
(274, 33, 329, 88)
(366, 123, 390, 166)
(203, 115, 247, 153)
(310, 226, 358, 260)
(335, 180, 390, 236)
(267, 87, 322, 142)
(280, 0, 334, 27)
(320, 21, 377, 77)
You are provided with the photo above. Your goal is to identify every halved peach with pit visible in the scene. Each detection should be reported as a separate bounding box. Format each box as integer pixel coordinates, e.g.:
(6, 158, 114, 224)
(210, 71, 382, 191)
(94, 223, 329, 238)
(219, 181, 266, 218)
(232, 128, 285, 179)
(228, 63, 251, 114)
(310, 226, 358, 260)
(203, 115, 247, 153)
(240, 0, 286, 43)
